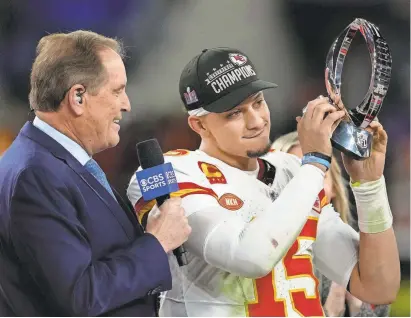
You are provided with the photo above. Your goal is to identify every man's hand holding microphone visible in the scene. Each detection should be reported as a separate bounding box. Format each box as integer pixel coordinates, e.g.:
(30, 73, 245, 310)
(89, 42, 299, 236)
(146, 197, 191, 254)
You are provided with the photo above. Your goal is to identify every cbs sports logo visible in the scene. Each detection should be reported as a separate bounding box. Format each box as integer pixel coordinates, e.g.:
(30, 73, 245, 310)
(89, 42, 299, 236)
(139, 171, 177, 192)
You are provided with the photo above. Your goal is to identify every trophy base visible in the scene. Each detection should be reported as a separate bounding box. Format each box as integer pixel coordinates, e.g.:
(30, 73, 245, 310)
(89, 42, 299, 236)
(331, 121, 373, 160)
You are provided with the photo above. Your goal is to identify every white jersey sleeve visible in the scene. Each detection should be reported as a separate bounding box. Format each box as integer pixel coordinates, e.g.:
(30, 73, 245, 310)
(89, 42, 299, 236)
(313, 204, 359, 288)
(127, 149, 327, 278)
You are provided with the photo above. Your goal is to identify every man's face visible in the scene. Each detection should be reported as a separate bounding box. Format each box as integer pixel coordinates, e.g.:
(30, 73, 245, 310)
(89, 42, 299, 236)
(202, 92, 271, 158)
(83, 49, 130, 154)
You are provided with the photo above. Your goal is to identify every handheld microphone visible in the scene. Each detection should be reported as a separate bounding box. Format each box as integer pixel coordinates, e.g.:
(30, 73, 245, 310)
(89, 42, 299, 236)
(136, 139, 188, 266)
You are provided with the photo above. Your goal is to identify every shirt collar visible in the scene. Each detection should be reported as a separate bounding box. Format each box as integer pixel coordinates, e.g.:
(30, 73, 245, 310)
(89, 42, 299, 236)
(33, 117, 91, 166)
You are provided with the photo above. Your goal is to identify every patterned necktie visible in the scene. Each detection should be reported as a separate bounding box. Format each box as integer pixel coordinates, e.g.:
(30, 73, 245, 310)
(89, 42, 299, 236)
(85, 159, 116, 200)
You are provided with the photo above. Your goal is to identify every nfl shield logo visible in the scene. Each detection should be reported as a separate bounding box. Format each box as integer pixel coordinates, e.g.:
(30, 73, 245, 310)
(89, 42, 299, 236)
(356, 131, 368, 149)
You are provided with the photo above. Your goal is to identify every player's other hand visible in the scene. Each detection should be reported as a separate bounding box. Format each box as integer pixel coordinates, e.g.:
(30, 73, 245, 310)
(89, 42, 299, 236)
(296, 96, 345, 157)
(342, 121, 387, 182)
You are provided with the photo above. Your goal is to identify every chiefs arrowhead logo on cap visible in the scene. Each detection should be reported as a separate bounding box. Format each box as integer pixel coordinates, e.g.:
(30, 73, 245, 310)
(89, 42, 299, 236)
(218, 193, 244, 211)
(198, 161, 227, 184)
(228, 53, 248, 66)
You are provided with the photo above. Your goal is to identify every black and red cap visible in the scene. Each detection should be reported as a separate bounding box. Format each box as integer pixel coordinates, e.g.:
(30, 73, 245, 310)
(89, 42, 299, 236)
(179, 47, 278, 113)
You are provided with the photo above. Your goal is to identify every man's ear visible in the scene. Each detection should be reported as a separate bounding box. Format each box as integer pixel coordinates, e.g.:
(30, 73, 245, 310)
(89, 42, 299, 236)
(188, 115, 210, 138)
(66, 84, 86, 116)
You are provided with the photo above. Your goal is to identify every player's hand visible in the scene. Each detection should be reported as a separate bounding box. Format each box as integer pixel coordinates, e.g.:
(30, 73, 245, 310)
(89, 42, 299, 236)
(145, 197, 191, 253)
(296, 96, 346, 157)
(342, 121, 387, 182)
(324, 281, 346, 317)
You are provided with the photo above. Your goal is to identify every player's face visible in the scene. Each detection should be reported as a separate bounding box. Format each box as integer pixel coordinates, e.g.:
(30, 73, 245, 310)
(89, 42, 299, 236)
(82, 49, 131, 154)
(288, 144, 335, 200)
(205, 92, 271, 158)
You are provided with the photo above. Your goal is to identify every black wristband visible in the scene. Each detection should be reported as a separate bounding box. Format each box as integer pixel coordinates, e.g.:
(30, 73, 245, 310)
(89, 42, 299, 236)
(304, 152, 332, 163)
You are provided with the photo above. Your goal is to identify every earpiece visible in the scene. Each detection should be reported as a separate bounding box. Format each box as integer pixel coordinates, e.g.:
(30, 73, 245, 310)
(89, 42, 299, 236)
(75, 93, 83, 104)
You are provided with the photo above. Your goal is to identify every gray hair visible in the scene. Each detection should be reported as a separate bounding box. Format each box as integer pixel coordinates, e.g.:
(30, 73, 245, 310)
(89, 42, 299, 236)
(29, 30, 125, 112)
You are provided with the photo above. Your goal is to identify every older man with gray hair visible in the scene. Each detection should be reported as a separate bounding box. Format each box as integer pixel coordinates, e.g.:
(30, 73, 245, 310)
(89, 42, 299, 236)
(0, 30, 191, 317)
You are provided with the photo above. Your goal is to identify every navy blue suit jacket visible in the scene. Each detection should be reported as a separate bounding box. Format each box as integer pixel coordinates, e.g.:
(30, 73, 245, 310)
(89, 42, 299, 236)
(0, 122, 172, 316)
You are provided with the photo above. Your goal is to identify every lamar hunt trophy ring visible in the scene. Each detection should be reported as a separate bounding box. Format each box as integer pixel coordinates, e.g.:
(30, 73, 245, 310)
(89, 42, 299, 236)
(325, 18, 392, 160)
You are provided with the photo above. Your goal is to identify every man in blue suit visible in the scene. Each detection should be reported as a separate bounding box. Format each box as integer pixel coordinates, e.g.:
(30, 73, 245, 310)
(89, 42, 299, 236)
(0, 30, 191, 316)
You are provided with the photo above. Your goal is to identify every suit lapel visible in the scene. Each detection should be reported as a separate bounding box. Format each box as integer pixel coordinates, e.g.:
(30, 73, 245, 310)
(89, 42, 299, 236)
(113, 189, 144, 235)
(21, 122, 138, 239)
(75, 169, 137, 239)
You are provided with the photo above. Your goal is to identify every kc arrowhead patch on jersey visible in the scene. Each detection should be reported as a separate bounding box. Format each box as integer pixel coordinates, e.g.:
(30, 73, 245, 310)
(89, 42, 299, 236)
(218, 193, 244, 211)
(164, 149, 190, 156)
(198, 161, 227, 184)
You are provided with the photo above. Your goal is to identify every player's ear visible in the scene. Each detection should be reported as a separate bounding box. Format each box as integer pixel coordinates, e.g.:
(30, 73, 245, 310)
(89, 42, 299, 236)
(188, 115, 210, 138)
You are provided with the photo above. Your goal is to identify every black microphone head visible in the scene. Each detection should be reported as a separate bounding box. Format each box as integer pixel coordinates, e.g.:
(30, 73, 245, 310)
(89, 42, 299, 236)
(136, 139, 164, 169)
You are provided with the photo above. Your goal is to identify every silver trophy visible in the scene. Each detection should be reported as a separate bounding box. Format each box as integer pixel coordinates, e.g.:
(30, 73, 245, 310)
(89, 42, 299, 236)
(325, 18, 392, 160)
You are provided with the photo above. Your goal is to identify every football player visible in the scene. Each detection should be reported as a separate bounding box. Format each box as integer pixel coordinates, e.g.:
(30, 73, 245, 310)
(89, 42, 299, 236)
(127, 48, 400, 317)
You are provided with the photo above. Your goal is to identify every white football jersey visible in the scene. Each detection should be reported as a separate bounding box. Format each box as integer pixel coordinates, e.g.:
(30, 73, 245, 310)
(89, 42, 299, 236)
(127, 149, 359, 317)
